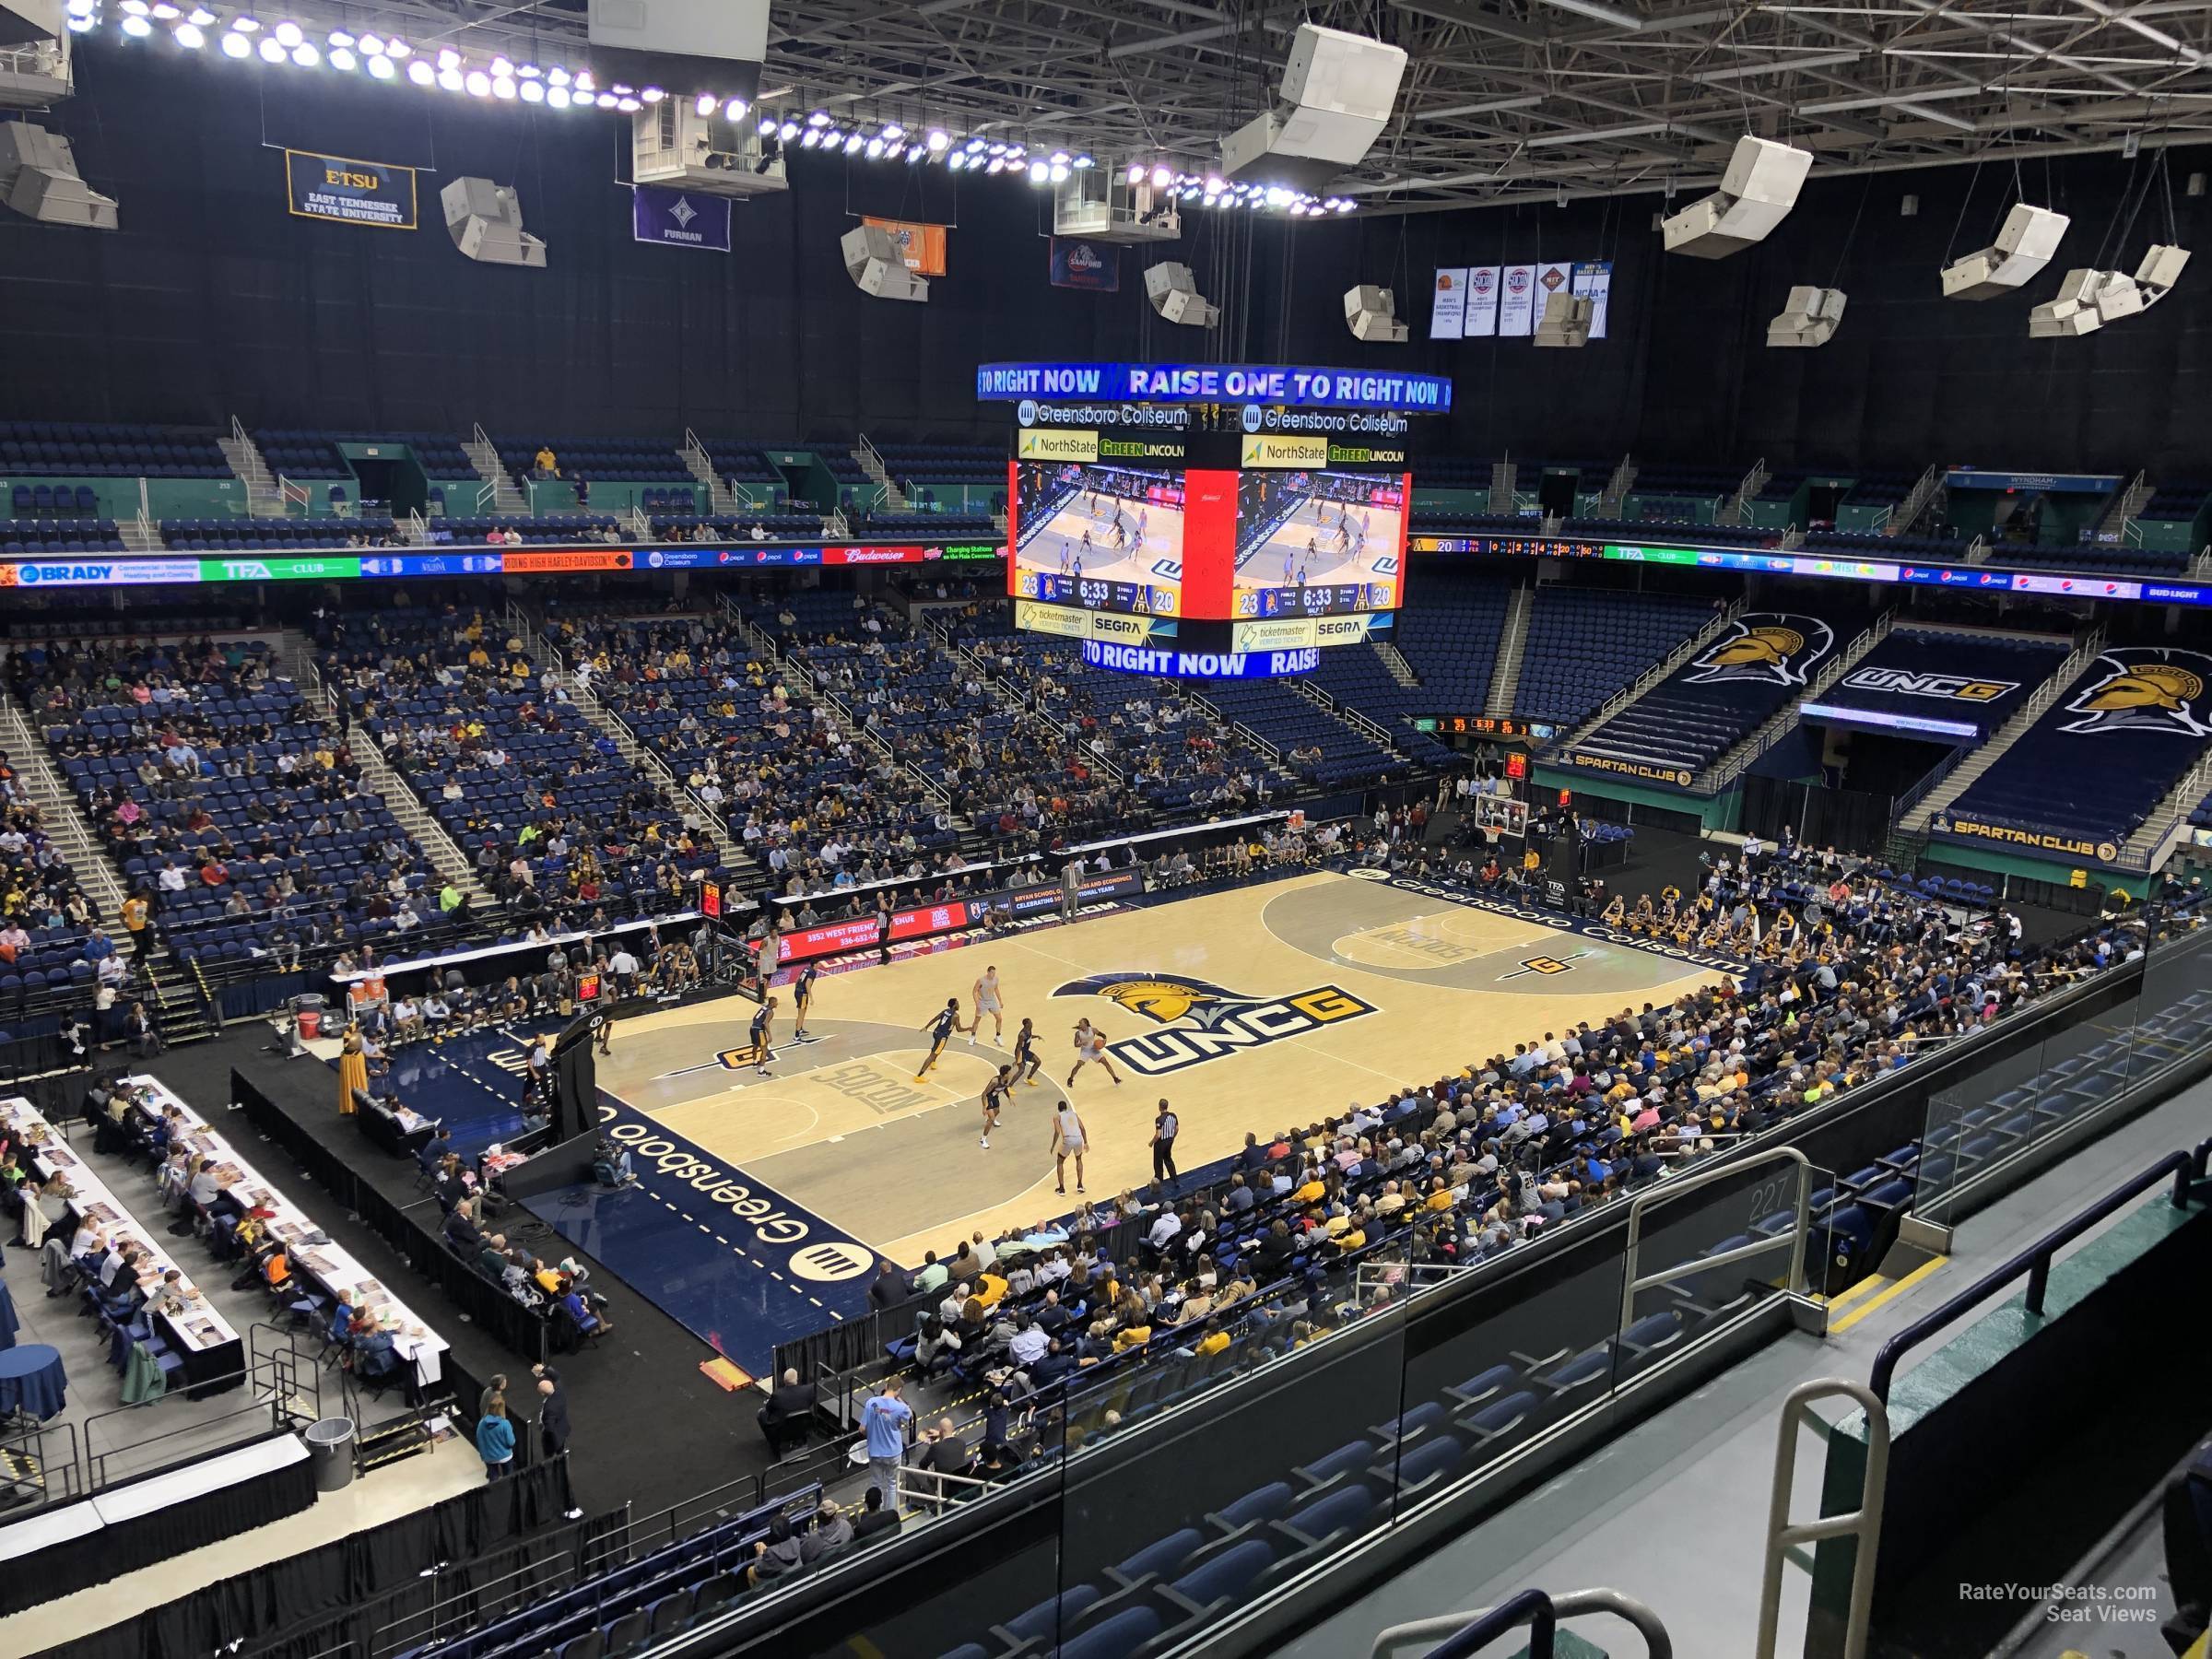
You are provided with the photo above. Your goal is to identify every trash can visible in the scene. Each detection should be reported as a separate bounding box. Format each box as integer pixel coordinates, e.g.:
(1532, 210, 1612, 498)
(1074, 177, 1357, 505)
(297, 1008, 322, 1041)
(305, 1417, 356, 1492)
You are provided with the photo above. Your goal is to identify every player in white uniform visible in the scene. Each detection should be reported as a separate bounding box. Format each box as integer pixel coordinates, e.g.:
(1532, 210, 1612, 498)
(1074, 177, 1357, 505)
(971, 965, 1004, 1044)
(1051, 1101, 1089, 1194)
(1065, 1023, 1122, 1088)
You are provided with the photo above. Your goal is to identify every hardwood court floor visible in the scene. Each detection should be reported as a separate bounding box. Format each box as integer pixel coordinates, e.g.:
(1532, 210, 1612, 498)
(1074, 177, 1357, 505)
(594, 872, 1715, 1265)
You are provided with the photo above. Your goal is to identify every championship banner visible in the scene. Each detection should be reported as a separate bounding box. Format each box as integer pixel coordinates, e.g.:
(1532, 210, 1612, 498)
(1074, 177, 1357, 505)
(1570, 260, 1613, 338)
(1050, 237, 1121, 291)
(1430, 268, 1468, 339)
(284, 149, 417, 230)
(1464, 265, 1500, 336)
(631, 184, 732, 252)
(1498, 265, 1536, 336)
(864, 216, 947, 276)
(1532, 261, 1574, 333)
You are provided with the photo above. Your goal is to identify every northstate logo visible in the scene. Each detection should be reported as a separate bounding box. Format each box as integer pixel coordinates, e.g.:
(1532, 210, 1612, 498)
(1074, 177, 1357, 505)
(2056, 648, 2212, 736)
(1053, 972, 1376, 1077)
(1685, 612, 1837, 688)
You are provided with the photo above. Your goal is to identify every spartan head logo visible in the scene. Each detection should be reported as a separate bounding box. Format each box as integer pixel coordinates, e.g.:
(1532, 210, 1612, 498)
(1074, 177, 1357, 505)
(1053, 972, 1252, 1028)
(2058, 649, 2212, 736)
(1686, 613, 1836, 688)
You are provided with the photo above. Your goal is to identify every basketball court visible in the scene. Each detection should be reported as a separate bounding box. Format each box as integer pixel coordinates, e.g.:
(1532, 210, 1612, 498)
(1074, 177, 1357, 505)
(591, 870, 1716, 1268)
(1235, 491, 1403, 600)
(1014, 481, 1184, 590)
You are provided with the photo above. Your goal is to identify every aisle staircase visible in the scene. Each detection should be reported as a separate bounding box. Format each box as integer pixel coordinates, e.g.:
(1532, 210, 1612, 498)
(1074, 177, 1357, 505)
(1552, 598, 1744, 755)
(681, 429, 743, 516)
(1697, 611, 1896, 793)
(280, 637, 496, 909)
(464, 424, 529, 515)
(1482, 585, 1534, 717)
(1375, 640, 1420, 690)
(502, 603, 751, 875)
(2096, 471, 2152, 544)
(218, 418, 287, 519)
(851, 436, 909, 513)
(1898, 626, 2106, 834)
(1598, 454, 1636, 518)
(0, 693, 128, 919)
(1487, 458, 1517, 516)
(1721, 458, 1769, 527)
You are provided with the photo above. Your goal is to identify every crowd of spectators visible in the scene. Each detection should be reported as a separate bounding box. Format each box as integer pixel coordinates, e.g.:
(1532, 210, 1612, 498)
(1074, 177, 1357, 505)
(7, 635, 444, 973)
(835, 851, 2202, 1484)
(542, 603, 965, 894)
(939, 601, 1292, 831)
(316, 605, 725, 934)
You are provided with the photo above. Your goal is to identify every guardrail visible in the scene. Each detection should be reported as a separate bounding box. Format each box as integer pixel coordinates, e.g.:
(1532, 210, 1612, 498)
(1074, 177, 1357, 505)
(1868, 1144, 2204, 1403)
(1371, 1588, 1673, 1659)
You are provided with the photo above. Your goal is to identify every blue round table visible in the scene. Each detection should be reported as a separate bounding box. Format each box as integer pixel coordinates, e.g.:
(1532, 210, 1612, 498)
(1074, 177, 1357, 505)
(0, 1343, 65, 1421)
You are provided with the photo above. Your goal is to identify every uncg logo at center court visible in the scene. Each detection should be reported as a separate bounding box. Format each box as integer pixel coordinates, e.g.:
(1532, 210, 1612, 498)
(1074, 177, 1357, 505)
(1053, 971, 1377, 1077)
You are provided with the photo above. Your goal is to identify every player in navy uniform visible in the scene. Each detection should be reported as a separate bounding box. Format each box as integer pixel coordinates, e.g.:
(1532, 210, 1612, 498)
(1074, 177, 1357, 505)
(791, 964, 818, 1041)
(1010, 1017, 1042, 1087)
(979, 1065, 1015, 1149)
(747, 996, 777, 1077)
(916, 996, 963, 1080)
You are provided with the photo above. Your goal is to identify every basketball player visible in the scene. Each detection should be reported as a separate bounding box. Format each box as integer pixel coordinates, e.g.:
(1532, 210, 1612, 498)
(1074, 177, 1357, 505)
(1051, 1100, 1089, 1194)
(1066, 1023, 1122, 1088)
(916, 996, 962, 1080)
(1011, 1017, 1042, 1086)
(980, 1065, 1014, 1149)
(971, 966, 1005, 1044)
(747, 995, 777, 1077)
(754, 926, 781, 994)
(791, 962, 818, 1041)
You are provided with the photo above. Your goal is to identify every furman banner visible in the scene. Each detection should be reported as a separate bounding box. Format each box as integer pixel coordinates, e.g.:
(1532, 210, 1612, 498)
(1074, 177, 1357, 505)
(632, 184, 733, 252)
(1050, 236, 1121, 291)
(285, 149, 418, 229)
(864, 217, 947, 276)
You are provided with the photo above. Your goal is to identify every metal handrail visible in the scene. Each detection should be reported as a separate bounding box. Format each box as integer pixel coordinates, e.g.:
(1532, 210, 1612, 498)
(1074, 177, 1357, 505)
(1755, 1379, 1890, 1659)
(1618, 1145, 1812, 1333)
(1371, 1588, 1674, 1659)
(1867, 1147, 2201, 1403)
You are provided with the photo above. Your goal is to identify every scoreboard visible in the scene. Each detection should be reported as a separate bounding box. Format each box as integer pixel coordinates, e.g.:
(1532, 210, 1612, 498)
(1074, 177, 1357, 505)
(994, 364, 1443, 676)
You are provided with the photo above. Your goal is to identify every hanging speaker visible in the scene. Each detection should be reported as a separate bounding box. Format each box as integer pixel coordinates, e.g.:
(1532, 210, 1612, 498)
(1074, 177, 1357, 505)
(1343, 284, 1406, 343)
(1144, 262, 1218, 327)
(1941, 203, 2069, 300)
(1661, 135, 1812, 260)
(441, 177, 547, 268)
(841, 223, 929, 302)
(1766, 286, 1846, 347)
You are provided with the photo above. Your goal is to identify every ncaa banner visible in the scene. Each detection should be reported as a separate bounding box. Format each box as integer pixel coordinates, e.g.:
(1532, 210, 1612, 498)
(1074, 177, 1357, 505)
(1464, 265, 1500, 336)
(1050, 237, 1121, 291)
(1498, 265, 1536, 335)
(284, 149, 417, 229)
(631, 184, 732, 252)
(864, 216, 948, 276)
(1571, 260, 1613, 339)
(1430, 268, 1468, 339)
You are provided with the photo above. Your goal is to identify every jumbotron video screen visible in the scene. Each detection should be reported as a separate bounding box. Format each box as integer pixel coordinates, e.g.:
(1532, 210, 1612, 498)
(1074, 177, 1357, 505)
(1010, 461, 1185, 616)
(1234, 469, 1408, 618)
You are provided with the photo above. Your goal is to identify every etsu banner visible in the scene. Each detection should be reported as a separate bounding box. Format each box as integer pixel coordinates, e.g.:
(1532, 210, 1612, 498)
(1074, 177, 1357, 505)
(631, 184, 733, 252)
(1049, 237, 1120, 291)
(284, 149, 417, 229)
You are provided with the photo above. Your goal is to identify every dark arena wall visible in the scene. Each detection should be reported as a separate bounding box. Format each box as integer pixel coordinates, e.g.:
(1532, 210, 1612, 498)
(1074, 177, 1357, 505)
(3, 42, 2208, 470)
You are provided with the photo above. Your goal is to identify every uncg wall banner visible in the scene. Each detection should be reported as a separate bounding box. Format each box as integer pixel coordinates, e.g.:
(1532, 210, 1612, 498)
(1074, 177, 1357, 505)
(631, 183, 733, 252)
(1050, 236, 1121, 291)
(284, 149, 418, 229)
